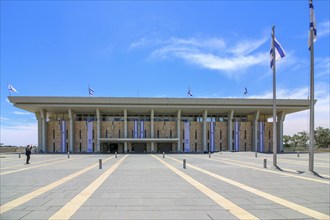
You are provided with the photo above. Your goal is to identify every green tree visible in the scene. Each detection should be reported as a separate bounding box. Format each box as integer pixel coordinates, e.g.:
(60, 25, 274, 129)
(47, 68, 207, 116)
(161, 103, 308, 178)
(315, 127, 330, 148)
(283, 135, 291, 148)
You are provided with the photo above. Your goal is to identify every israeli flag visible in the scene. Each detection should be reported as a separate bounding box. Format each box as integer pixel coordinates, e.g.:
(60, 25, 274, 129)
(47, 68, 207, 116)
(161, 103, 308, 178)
(89, 87, 94, 97)
(7, 83, 18, 93)
(308, 0, 317, 50)
(270, 37, 286, 68)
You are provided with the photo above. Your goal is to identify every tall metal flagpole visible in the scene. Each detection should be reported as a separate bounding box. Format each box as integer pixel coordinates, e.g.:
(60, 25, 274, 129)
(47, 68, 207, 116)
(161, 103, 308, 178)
(272, 26, 277, 167)
(309, 1, 315, 172)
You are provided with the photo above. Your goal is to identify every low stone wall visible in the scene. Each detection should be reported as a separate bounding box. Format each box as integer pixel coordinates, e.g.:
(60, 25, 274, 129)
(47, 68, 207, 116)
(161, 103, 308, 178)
(0, 147, 25, 153)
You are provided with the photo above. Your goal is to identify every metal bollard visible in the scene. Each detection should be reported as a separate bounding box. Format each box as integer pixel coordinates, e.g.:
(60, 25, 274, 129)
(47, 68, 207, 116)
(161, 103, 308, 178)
(263, 159, 267, 168)
(67, 152, 70, 158)
(19, 153, 21, 158)
(209, 152, 211, 158)
(115, 152, 117, 158)
(297, 151, 300, 157)
(183, 159, 186, 169)
(99, 159, 102, 169)
(163, 152, 165, 158)
(255, 152, 257, 158)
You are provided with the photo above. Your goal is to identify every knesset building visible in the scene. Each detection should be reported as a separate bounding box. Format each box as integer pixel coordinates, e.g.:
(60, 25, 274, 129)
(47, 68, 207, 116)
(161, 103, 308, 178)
(9, 96, 309, 154)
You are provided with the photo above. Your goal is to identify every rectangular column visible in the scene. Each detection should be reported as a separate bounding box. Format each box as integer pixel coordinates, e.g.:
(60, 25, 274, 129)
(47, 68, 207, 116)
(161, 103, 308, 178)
(68, 109, 74, 153)
(124, 109, 127, 153)
(253, 111, 260, 152)
(151, 109, 154, 152)
(177, 110, 181, 152)
(203, 110, 208, 152)
(277, 111, 285, 153)
(35, 112, 42, 152)
(96, 108, 101, 153)
(228, 110, 234, 151)
(40, 109, 47, 153)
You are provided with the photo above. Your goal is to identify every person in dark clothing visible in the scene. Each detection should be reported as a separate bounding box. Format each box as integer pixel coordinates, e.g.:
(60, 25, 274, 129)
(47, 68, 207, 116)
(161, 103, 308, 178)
(25, 145, 32, 164)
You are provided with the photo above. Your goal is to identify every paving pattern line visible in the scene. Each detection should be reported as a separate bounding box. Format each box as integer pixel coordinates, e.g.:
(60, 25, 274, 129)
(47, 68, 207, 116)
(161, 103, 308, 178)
(151, 155, 259, 220)
(1, 157, 63, 170)
(190, 155, 330, 185)
(0, 156, 115, 214)
(48, 155, 128, 220)
(0, 156, 86, 176)
(167, 155, 330, 220)
(278, 158, 329, 168)
(245, 154, 330, 168)
(214, 156, 330, 179)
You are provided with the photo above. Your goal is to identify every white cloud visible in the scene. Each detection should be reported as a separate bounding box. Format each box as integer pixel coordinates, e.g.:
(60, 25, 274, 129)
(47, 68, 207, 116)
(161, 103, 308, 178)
(13, 111, 33, 115)
(248, 85, 329, 135)
(318, 20, 330, 38)
(315, 57, 330, 78)
(0, 123, 37, 146)
(0, 117, 9, 121)
(136, 36, 269, 76)
(176, 52, 268, 73)
(228, 37, 268, 56)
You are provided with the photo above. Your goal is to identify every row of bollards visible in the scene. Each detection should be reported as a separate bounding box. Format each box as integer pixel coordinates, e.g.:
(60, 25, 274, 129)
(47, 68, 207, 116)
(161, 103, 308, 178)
(99, 152, 118, 169)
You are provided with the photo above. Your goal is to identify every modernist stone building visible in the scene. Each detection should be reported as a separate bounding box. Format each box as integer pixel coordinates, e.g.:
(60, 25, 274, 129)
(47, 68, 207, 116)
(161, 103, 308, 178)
(9, 96, 309, 154)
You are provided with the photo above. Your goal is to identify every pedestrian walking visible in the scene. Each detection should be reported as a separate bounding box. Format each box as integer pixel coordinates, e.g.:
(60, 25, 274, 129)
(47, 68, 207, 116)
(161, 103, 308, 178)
(25, 145, 32, 164)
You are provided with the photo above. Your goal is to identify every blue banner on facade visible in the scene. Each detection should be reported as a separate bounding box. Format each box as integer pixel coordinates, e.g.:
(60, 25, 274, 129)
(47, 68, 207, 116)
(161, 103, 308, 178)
(184, 121, 190, 152)
(259, 122, 264, 152)
(234, 121, 240, 151)
(140, 121, 144, 138)
(134, 119, 138, 138)
(210, 122, 215, 152)
(87, 120, 93, 152)
(61, 120, 66, 153)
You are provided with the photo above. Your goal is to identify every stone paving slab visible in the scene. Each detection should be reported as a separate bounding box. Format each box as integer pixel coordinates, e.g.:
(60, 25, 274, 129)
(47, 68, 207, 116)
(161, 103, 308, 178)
(0, 152, 329, 219)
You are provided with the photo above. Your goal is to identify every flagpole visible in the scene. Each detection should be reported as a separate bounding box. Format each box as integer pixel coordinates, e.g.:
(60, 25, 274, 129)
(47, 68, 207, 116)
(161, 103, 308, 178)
(309, 16, 315, 172)
(272, 25, 277, 167)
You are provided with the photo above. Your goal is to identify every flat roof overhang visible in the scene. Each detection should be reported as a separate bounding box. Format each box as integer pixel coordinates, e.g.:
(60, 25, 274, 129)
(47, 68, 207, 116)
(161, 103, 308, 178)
(8, 96, 312, 116)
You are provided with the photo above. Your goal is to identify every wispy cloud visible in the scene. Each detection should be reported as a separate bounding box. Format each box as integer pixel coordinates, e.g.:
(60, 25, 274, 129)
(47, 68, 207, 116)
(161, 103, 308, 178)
(132, 36, 269, 77)
(315, 57, 330, 78)
(227, 37, 268, 56)
(0, 117, 9, 121)
(13, 111, 33, 115)
(0, 123, 37, 146)
(248, 85, 329, 135)
(318, 20, 330, 38)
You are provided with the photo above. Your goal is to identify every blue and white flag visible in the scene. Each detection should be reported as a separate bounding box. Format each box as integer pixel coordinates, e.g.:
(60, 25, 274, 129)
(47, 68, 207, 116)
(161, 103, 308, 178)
(187, 87, 193, 97)
(7, 83, 18, 93)
(244, 87, 248, 95)
(308, 0, 317, 50)
(89, 87, 94, 97)
(270, 37, 286, 68)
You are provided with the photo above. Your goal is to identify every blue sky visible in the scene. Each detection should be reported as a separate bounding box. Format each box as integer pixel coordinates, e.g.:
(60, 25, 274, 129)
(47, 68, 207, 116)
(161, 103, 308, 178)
(1, 1, 329, 146)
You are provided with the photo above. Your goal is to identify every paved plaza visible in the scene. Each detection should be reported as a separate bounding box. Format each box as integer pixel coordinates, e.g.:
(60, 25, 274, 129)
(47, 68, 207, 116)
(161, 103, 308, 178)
(0, 152, 329, 220)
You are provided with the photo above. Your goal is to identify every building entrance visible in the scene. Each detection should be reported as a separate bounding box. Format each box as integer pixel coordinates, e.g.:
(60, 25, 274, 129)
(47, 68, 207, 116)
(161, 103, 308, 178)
(132, 143, 146, 153)
(158, 143, 172, 153)
(102, 143, 118, 153)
